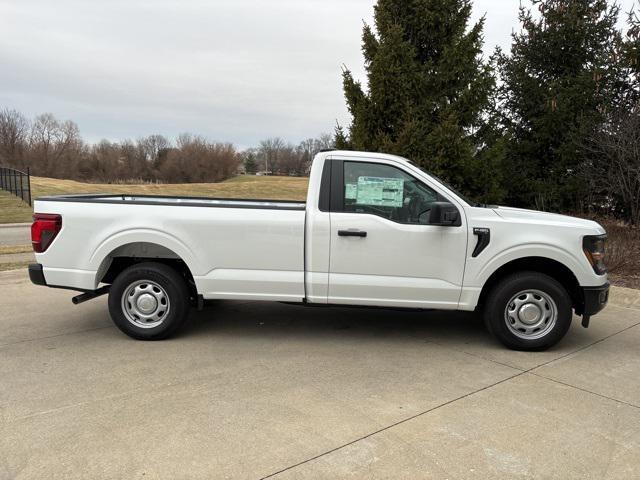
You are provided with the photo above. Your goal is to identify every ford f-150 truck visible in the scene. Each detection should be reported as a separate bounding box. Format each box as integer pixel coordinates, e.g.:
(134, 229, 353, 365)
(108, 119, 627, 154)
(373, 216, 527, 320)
(28, 150, 609, 350)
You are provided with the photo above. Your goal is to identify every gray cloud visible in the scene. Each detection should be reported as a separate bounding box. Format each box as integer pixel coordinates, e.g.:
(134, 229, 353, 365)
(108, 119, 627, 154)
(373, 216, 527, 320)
(0, 0, 635, 147)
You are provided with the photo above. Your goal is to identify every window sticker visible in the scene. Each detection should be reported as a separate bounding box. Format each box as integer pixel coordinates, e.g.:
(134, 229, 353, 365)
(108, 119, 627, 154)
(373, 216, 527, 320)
(355, 176, 404, 207)
(345, 183, 358, 200)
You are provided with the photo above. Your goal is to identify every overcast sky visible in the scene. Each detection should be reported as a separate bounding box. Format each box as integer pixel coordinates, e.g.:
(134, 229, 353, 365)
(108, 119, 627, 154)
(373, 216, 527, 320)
(0, 0, 636, 147)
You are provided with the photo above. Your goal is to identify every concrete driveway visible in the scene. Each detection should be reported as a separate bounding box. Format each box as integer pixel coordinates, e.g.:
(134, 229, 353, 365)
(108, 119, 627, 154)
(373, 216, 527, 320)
(1, 269, 639, 479)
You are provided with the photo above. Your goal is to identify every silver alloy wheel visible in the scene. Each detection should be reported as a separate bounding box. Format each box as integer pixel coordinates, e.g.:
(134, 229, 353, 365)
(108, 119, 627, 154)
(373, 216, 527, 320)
(504, 289, 558, 340)
(121, 280, 170, 329)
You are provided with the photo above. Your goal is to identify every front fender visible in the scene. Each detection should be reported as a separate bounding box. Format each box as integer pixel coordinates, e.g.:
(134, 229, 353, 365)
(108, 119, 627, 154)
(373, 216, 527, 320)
(472, 243, 595, 287)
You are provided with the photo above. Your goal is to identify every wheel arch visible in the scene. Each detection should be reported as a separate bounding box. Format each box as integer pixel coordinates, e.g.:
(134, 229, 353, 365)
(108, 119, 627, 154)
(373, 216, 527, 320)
(477, 256, 583, 312)
(89, 229, 199, 282)
(94, 241, 197, 298)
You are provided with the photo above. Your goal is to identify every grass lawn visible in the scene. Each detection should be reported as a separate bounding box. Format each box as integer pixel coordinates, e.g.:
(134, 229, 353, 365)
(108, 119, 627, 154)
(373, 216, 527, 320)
(0, 245, 32, 255)
(0, 175, 309, 224)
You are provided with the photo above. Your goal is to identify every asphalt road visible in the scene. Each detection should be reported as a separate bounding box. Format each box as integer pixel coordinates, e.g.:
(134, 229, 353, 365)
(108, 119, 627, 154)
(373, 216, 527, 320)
(0, 223, 30, 246)
(1, 269, 639, 479)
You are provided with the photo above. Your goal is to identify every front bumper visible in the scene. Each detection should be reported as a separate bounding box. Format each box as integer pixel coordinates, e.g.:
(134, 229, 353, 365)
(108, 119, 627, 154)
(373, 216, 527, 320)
(578, 282, 609, 327)
(28, 263, 47, 286)
(582, 282, 610, 316)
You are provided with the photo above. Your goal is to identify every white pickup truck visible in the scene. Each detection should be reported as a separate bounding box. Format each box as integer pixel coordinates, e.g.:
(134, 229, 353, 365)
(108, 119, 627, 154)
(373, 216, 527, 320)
(28, 150, 609, 350)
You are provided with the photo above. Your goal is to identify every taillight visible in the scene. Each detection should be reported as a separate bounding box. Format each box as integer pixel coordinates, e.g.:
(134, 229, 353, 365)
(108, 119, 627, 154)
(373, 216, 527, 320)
(31, 213, 62, 253)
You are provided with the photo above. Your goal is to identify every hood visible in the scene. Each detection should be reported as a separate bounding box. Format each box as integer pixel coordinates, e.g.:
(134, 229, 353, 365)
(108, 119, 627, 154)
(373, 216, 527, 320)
(492, 206, 605, 233)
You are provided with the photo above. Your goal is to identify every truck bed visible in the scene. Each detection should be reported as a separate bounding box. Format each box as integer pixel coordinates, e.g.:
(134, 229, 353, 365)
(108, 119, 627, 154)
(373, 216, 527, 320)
(33, 193, 307, 298)
(36, 194, 306, 211)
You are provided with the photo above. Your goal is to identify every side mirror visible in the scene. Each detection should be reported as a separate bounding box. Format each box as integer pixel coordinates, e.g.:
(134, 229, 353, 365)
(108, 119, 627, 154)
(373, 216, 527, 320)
(429, 202, 460, 226)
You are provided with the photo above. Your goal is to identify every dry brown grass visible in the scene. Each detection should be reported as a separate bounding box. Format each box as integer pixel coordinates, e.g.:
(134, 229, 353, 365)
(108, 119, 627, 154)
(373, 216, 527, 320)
(0, 245, 32, 255)
(0, 261, 30, 272)
(0, 175, 309, 224)
(598, 219, 640, 289)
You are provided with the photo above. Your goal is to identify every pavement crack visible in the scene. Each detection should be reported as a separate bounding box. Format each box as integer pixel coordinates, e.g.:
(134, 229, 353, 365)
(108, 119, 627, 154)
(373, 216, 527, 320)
(259, 370, 527, 479)
(529, 372, 640, 410)
(429, 341, 525, 372)
(0, 326, 112, 348)
(527, 320, 640, 372)
(262, 321, 640, 479)
(431, 319, 640, 375)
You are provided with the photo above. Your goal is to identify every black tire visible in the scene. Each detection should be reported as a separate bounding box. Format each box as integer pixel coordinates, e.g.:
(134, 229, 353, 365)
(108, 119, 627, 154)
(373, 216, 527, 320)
(108, 262, 191, 340)
(483, 271, 572, 351)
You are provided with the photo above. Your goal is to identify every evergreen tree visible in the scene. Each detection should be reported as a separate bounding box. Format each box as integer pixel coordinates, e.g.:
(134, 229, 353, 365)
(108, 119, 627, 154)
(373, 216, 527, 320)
(339, 0, 499, 202)
(244, 151, 258, 174)
(622, 8, 640, 106)
(333, 123, 350, 150)
(497, 0, 628, 211)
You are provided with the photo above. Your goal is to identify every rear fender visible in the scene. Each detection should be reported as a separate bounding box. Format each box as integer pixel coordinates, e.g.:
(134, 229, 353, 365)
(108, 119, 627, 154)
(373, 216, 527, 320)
(89, 229, 199, 282)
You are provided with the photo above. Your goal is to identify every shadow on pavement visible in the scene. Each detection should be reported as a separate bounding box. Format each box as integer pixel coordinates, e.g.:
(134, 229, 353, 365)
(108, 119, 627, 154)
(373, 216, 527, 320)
(180, 300, 489, 345)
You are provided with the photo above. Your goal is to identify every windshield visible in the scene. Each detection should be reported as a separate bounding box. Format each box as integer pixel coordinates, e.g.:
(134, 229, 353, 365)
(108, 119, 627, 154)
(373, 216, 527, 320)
(407, 161, 477, 207)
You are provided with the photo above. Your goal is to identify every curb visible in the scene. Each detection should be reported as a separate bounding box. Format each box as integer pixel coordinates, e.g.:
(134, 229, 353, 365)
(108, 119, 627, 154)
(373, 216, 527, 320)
(0, 223, 31, 228)
(609, 286, 640, 311)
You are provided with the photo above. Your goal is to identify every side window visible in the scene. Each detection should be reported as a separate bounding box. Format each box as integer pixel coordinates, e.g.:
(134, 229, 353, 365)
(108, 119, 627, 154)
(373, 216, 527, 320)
(343, 161, 439, 225)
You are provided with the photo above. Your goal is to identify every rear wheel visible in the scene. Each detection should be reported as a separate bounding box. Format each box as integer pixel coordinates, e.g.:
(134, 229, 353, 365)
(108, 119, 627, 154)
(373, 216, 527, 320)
(483, 271, 572, 350)
(108, 262, 190, 340)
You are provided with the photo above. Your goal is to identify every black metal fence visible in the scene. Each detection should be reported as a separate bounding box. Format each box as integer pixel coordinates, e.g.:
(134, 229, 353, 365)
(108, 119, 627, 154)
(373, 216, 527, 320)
(0, 166, 31, 206)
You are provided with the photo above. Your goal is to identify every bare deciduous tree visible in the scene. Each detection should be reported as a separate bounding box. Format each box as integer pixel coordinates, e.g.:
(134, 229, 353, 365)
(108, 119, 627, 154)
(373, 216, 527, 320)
(254, 134, 334, 176)
(258, 137, 286, 174)
(581, 110, 640, 224)
(0, 107, 332, 184)
(30, 113, 81, 176)
(0, 108, 29, 168)
(139, 134, 170, 167)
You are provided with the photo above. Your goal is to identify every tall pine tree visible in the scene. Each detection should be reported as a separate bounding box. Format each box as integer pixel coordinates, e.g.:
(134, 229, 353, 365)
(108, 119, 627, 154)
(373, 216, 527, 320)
(622, 8, 640, 106)
(339, 0, 500, 202)
(496, 0, 628, 211)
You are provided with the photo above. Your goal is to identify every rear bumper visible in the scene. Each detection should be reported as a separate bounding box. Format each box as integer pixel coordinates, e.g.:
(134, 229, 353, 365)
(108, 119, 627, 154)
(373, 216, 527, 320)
(581, 282, 610, 316)
(28, 263, 47, 286)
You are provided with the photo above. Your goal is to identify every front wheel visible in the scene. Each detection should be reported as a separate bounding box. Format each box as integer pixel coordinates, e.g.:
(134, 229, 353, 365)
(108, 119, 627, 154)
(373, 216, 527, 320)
(483, 272, 572, 350)
(108, 262, 191, 340)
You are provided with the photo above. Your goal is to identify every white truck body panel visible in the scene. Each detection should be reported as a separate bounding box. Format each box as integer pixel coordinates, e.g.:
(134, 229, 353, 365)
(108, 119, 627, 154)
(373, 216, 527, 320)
(32, 150, 609, 312)
(328, 212, 466, 308)
(458, 206, 606, 309)
(34, 200, 307, 301)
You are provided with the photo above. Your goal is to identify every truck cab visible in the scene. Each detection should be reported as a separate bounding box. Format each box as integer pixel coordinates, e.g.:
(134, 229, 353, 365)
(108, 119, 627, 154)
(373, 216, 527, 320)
(29, 150, 609, 350)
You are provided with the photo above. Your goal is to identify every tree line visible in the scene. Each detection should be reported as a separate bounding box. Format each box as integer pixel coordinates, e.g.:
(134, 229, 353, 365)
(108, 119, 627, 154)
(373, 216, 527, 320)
(240, 135, 334, 175)
(337, 0, 640, 224)
(0, 109, 334, 183)
(0, 110, 239, 183)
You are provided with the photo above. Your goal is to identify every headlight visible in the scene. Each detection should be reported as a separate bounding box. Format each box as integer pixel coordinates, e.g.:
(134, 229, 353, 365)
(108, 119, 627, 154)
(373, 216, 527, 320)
(583, 234, 607, 275)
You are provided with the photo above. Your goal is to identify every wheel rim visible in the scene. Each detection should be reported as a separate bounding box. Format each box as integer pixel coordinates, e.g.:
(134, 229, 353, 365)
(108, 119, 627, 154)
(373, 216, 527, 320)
(504, 289, 557, 340)
(121, 280, 170, 329)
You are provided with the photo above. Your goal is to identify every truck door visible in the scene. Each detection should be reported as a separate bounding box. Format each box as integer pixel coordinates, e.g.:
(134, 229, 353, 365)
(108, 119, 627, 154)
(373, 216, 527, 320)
(327, 159, 467, 309)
